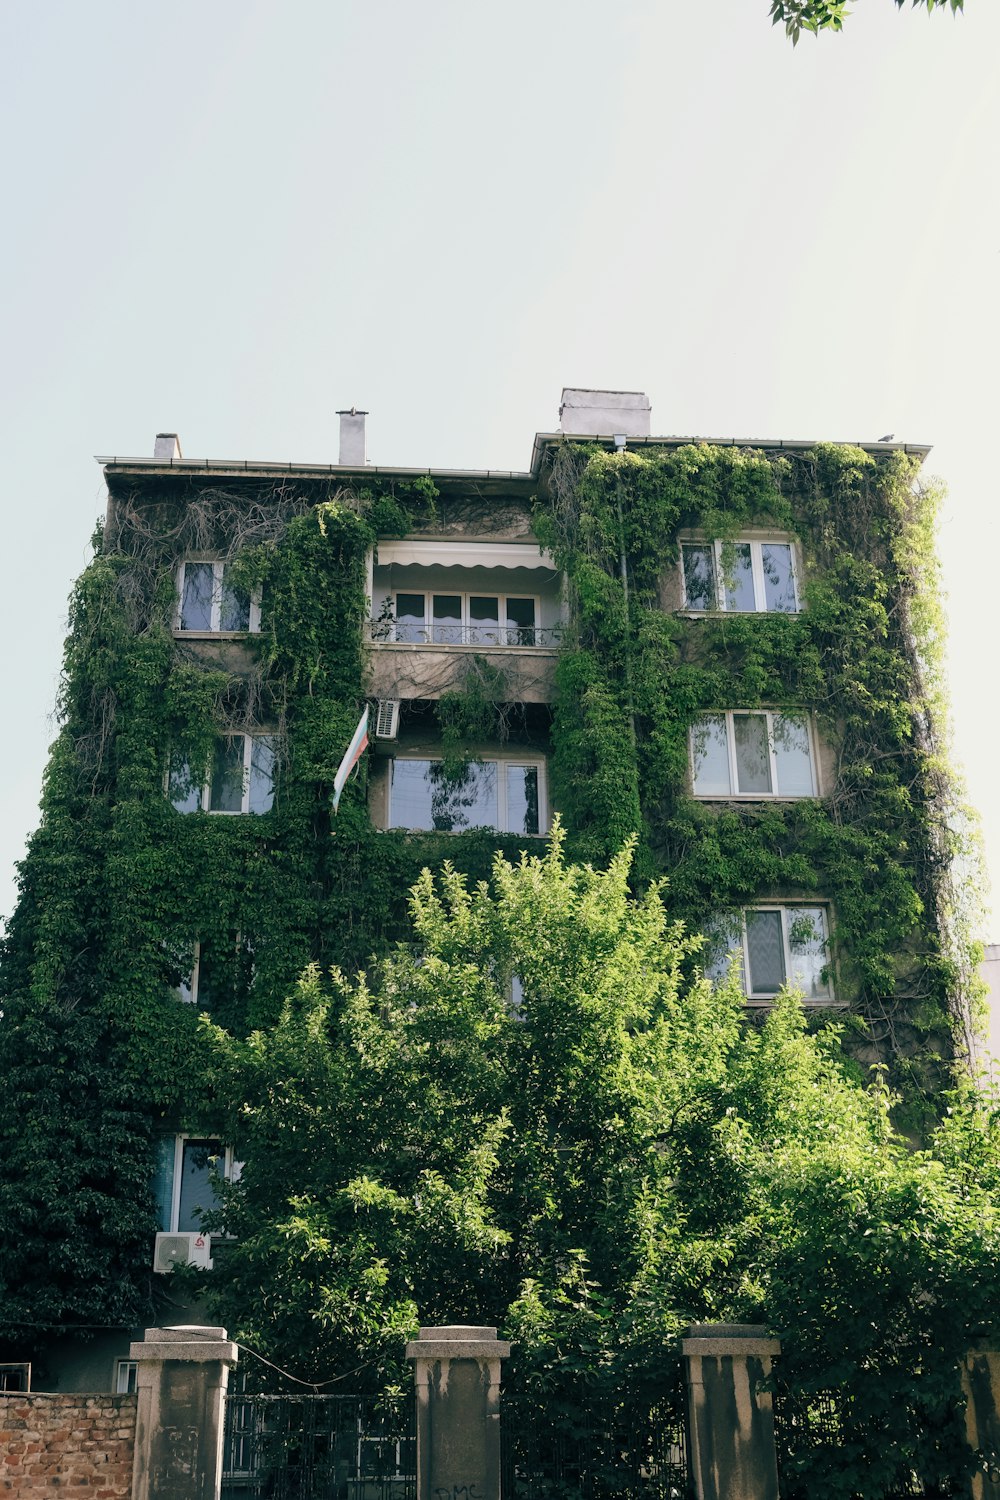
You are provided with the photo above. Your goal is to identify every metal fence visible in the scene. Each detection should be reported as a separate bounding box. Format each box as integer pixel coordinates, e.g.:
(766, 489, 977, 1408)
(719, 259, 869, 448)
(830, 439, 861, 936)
(221, 1391, 416, 1500)
(500, 1388, 691, 1500)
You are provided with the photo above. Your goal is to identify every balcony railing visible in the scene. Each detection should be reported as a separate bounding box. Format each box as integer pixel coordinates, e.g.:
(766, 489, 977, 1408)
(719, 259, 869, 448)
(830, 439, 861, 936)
(367, 622, 563, 648)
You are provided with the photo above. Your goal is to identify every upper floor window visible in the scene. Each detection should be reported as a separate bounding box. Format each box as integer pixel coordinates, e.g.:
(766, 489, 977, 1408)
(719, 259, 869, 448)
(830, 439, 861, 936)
(681, 539, 799, 613)
(706, 905, 833, 1003)
(169, 734, 278, 815)
(388, 757, 547, 835)
(175, 935, 254, 1010)
(690, 711, 816, 798)
(152, 1134, 241, 1233)
(176, 560, 261, 634)
(389, 592, 539, 647)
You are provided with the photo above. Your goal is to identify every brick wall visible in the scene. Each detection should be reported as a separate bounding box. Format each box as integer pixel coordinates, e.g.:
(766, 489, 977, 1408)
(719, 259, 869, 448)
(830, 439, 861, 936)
(0, 1392, 136, 1496)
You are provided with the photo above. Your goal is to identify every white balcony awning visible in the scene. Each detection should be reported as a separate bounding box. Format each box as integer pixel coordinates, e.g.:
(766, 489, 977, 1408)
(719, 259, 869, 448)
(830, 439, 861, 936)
(375, 540, 556, 571)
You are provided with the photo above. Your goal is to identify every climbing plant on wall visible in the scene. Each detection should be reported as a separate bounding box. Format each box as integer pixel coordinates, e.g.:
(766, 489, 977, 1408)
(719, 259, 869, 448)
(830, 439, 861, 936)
(0, 438, 981, 1351)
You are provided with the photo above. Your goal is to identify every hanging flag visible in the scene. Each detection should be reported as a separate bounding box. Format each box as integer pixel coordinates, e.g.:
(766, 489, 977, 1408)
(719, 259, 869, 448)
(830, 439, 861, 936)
(331, 706, 370, 815)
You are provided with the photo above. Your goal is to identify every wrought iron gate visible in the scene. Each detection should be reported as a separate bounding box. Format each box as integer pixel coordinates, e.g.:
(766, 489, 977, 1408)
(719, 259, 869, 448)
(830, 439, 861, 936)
(221, 1391, 416, 1500)
(500, 1387, 691, 1500)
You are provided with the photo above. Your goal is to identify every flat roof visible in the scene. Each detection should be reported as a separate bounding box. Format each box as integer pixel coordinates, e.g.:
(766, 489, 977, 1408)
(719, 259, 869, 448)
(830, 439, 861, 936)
(96, 431, 931, 486)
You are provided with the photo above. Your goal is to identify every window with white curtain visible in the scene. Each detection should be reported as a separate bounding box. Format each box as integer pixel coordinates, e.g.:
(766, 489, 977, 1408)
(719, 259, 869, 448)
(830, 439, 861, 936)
(680, 539, 799, 613)
(704, 905, 833, 1002)
(175, 560, 261, 633)
(168, 734, 278, 815)
(690, 711, 816, 797)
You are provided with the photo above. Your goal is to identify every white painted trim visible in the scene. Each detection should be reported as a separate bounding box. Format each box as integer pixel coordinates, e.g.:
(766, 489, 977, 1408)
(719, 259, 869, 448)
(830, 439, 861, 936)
(689, 710, 818, 798)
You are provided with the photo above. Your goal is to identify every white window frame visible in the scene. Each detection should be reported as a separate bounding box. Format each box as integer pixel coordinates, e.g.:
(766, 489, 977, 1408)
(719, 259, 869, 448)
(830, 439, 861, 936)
(680, 537, 800, 613)
(115, 1360, 138, 1395)
(388, 756, 549, 834)
(168, 733, 278, 816)
(389, 590, 541, 646)
(710, 904, 835, 1005)
(175, 560, 262, 634)
(162, 1134, 241, 1234)
(689, 710, 818, 798)
(175, 935, 252, 1006)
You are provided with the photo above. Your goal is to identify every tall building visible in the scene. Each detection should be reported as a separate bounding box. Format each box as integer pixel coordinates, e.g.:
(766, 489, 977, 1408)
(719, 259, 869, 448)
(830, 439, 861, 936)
(0, 389, 977, 1390)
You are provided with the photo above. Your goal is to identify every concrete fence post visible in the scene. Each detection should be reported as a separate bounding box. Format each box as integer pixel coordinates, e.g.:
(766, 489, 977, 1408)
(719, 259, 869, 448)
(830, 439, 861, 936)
(129, 1323, 238, 1500)
(406, 1324, 511, 1500)
(962, 1345, 1000, 1498)
(681, 1322, 781, 1500)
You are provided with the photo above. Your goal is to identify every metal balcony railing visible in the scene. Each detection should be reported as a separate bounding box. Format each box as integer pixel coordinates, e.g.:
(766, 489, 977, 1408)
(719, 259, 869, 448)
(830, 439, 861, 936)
(367, 622, 563, 648)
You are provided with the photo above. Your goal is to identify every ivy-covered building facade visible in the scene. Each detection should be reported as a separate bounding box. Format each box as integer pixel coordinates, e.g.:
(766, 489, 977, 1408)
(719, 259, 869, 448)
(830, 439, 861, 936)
(0, 388, 977, 1391)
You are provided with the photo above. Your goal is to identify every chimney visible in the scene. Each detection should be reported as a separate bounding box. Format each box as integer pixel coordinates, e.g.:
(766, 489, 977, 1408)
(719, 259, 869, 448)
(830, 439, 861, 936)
(337, 408, 368, 466)
(153, 432, 183, 461)
(559, 389, 651, 439)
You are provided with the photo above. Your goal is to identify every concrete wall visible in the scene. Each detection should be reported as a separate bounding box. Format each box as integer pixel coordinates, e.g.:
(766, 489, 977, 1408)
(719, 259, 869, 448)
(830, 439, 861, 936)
(0, 1392, 136, 1495)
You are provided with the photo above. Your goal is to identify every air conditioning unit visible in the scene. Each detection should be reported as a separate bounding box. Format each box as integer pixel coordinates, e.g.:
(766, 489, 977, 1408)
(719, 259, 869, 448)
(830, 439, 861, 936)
(374, 699, 400, 740)
(153, 1232, 213, 1274)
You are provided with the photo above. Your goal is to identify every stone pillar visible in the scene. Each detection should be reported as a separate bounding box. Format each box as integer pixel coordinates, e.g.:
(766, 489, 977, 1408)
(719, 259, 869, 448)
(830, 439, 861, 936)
(130, 1323, 238, 1500)
(406, 1324, 511, 1500)
(962, 1346, 1000, 1498)
(681, 1322, 781, 1500)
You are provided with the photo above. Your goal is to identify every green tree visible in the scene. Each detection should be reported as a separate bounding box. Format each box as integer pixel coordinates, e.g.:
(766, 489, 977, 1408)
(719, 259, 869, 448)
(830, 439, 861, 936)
(771, 0, 964, 44)
(201, 828, 1000, 1494)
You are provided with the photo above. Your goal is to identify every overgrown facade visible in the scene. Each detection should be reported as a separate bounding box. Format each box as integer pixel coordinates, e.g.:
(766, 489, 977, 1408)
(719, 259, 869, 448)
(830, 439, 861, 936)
(0, 388, 978, 1390)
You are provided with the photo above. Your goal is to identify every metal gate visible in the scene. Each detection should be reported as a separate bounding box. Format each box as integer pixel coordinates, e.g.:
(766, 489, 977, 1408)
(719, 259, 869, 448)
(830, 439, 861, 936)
(500, 1387, 691, 1500)
(221, 1391, 416, 1500)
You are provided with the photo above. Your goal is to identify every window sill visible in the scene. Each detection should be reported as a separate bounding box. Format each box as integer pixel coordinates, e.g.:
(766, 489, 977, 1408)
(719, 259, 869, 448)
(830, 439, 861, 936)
(173, 630, 259, 640)
(744, 996, 843, 1008)
(675, 609, 802, 619)
(690, 793, 820, 802)
(369, 640, 560, 654)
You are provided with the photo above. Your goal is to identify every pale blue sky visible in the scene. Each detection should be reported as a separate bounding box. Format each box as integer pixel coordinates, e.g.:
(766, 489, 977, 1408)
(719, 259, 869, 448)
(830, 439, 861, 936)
(3, 1, 999, 975)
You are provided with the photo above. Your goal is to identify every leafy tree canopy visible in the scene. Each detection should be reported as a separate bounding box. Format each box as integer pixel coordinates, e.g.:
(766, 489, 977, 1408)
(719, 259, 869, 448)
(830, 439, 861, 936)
(771, 0, 964, 44)
(201, 826, 1000, 1496)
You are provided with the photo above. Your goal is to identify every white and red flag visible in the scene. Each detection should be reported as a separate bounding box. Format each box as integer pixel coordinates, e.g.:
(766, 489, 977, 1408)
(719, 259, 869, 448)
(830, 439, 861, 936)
(331, 706, 369, 815)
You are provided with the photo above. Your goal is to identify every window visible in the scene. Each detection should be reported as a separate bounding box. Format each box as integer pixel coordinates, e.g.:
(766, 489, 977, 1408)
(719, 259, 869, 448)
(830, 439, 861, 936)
(115, 1360, 138, 1395)
(0, 1365, 30, 1393)
(390, 592, 539, 646)
(706, 906, 833, 1002)
(176, 936, 254, 1013)
(176, 561, 260, 633)
(690, 712, 816, 797)
(152, 1134, 242, 1233)
(388, 758, 546, 834)
(681, 539, 799, 613)
(168, 734, 278, 815)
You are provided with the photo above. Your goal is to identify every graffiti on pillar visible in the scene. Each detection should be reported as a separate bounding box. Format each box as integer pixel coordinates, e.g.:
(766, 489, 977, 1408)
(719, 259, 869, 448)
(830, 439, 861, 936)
(435, 1484, 485, 1500)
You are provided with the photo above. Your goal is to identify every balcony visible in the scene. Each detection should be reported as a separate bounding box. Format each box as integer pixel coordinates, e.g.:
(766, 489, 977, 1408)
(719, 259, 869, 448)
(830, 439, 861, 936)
(367, 539, 564, 703)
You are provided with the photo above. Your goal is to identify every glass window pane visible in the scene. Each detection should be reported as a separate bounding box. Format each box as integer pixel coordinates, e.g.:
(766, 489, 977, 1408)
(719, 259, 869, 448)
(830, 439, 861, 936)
(248, 735, 277, 814)
(394, 593, 426, 643)
(761, 543, 797, 613)
(506, 765, 540, 834)
(733, 714, 772, 793)
(209, 738, 245, 813)
(469, 596, 500, 646)
(177, 1139, 223, 1232)
(787, 907, 830, 998)
(219, 567, 250, 631)
(389, 760, 436, 828)
(505, 597, 536, 645)
(180, 563, 214, 630)
(152, 1135, 177, 1231)
(432, 595, 463, 644)
(772, 715, 814, 796)
(427, 760, 497, 830)
(722, 543, 755, 611)
(168, 757, 201, 814)
(746, 910, 786, 995)
(682, 545, 716, 610)
(702, 914, 743, 985)
(691, 715, 731, 795)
